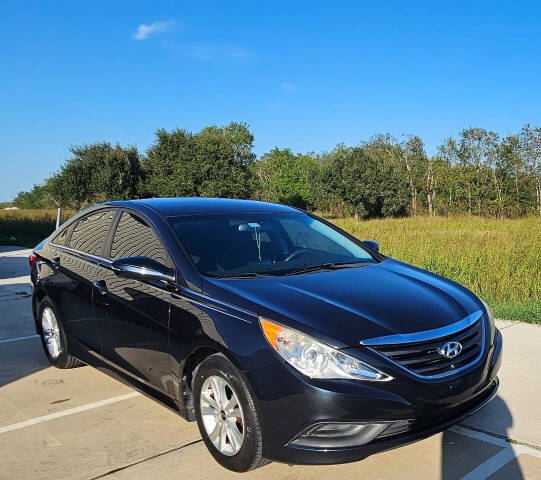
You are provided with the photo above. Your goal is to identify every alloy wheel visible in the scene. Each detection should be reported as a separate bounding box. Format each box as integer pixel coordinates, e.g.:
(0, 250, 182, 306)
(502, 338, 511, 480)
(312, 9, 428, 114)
(41, 307, 62, 359)
(200, 375, 245, 456)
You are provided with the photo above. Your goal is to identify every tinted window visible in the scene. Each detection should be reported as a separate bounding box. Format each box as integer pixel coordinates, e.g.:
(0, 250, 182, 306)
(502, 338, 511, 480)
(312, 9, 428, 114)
(69, 210, 114, 256)
(169, 212, 374, 277)
(280, 217, 351, 256)
(110, 212, 167, 265)
(52, 225, 70, 246)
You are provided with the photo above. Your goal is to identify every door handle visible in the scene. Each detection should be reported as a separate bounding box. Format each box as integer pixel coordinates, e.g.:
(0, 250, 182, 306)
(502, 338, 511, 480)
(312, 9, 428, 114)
(93, 280, 108, 295)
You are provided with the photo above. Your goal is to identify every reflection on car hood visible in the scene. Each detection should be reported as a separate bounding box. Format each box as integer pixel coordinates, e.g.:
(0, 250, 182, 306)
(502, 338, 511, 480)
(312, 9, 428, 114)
(204, 259, 483, 348)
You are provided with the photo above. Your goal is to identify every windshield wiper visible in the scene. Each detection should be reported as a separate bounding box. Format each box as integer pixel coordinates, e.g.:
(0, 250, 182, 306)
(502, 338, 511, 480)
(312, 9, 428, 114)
(215, 261, 370, 278)
(284, 261, 369, 276)
(219, 272, 275, 279)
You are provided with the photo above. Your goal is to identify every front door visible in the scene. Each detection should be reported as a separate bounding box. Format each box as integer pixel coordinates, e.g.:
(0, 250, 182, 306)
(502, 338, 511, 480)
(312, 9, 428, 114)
(94, 210, 173, 396)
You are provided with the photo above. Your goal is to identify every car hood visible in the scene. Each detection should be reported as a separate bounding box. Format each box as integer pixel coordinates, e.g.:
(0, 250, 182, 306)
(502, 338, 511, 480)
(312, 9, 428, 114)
(204, 259, 483, 348)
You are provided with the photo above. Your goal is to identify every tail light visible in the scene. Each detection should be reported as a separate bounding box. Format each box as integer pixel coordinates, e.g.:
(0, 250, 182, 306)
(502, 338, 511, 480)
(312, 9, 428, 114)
(28, 254, 37, 267)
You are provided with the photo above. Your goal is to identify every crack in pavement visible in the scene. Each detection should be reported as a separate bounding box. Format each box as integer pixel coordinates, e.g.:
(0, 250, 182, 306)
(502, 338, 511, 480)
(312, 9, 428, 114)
(88, 438, 204, 479)
(456, 423, 541, 452)
(496, 322, 519, 331)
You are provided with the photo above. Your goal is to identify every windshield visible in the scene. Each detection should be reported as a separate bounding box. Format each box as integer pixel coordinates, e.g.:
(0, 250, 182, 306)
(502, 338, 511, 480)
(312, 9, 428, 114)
(169, 212, 376, 278)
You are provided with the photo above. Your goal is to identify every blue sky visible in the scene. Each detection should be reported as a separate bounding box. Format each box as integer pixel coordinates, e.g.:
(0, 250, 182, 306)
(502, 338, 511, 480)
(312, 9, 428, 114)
(1, 1, 540, 201)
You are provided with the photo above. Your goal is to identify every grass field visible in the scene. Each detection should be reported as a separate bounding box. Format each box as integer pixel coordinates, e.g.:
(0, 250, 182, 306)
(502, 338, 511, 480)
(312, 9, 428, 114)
(1, 209, 539, 323)
(330, 216, 540, 324)
(0, 209, 75, 247)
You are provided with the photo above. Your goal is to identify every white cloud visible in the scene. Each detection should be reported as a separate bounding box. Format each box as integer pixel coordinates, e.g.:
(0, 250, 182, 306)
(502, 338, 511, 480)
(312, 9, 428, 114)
(133, 20, 175, 40)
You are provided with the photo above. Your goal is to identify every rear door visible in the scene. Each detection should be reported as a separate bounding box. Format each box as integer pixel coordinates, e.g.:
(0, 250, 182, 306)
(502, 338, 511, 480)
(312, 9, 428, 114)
(50, 209, 116, 353)
(94, 210, 174, 396)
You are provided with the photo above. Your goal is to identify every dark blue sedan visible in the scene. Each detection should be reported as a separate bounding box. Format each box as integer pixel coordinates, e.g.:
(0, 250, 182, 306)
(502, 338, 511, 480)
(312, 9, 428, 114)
(30, 197, 502, 472)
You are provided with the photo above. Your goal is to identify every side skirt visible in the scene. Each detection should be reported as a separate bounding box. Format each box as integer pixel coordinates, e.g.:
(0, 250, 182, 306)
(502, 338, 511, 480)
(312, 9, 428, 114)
(68, 339, 183, 417)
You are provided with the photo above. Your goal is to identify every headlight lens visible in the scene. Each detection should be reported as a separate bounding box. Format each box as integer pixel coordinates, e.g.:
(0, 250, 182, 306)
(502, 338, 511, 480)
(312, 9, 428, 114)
(260, 318, 393, 381)
(480, 298, 496, 342)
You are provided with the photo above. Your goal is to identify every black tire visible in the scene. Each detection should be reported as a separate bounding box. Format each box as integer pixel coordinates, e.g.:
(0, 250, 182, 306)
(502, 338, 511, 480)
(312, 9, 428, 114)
(38, 298, 84, 369)
(193, 353, 270, 472)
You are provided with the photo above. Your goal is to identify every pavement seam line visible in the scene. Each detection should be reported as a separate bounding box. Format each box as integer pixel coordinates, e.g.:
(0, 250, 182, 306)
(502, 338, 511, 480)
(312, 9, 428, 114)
(0, 295, 32, 303)
(0, 392, 141, 434)
(88, 438, 204, 479)
(0, 334, 39, 344)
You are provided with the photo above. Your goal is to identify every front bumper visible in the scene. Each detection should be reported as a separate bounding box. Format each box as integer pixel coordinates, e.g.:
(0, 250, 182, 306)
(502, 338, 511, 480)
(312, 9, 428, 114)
(245, 328, 502, 465)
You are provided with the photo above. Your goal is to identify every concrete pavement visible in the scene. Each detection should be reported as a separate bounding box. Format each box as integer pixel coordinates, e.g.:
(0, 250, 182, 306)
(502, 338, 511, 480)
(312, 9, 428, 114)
(1, 245, 540, 479)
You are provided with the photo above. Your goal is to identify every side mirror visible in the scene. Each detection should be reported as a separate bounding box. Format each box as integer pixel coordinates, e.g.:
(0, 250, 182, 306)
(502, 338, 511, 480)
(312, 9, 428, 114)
(363, 240, 379, 252)
(112, 256, 176, 284)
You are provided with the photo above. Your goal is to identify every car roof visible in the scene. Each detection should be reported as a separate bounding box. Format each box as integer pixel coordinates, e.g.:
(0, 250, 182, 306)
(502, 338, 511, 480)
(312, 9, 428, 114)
(106, 197, 300, 216)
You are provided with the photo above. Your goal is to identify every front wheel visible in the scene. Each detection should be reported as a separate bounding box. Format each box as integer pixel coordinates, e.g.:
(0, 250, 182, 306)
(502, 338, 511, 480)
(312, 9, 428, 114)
(193, 354, 269, 472)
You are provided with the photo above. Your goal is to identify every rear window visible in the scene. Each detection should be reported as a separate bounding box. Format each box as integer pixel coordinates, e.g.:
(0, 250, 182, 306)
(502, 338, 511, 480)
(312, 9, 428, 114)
(68, 210, 115, 256)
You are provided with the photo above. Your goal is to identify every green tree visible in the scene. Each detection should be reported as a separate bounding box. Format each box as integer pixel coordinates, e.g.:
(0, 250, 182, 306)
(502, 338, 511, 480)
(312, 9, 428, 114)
(317, 144, 373, 218)
(315, 136, 408, 219)
(362, 134, 409, 217)
(252, 148, 319, 209)
(519, 124, 541, 216)
(13, 183, 57, 209)
(439, 128, 500, 216)
(141, 122, 255, 199)
(11, 121, 541, 219)
(425, 155, 451, 216)
(403, 136, 428, 215)
(48, 143, 141, 208)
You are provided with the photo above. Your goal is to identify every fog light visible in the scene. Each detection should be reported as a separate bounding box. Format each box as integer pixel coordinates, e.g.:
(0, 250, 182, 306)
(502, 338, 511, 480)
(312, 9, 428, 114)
(306, 423, 369, 437)
(290, 422, 391, 448)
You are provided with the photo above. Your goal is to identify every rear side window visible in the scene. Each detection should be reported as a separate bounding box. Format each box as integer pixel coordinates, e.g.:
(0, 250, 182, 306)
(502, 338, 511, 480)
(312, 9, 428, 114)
(110, 212, 167, 265)
(52, 225, 70, 246)
(68, 210, 115, 256)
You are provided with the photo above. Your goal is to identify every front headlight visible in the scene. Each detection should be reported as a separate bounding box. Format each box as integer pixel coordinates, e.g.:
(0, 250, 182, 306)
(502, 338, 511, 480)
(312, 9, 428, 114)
(260, 318, 393, 381)
(480, 298, 496, 342)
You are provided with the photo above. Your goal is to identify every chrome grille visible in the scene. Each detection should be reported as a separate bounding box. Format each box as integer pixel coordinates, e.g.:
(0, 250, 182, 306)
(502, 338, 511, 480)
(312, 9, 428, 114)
(365, 312, 485, 378)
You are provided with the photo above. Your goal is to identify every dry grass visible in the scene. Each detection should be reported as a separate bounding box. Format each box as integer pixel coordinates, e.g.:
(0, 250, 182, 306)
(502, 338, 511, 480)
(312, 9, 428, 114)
(0, 209, 76, 247)
(0, 209, 77, 220)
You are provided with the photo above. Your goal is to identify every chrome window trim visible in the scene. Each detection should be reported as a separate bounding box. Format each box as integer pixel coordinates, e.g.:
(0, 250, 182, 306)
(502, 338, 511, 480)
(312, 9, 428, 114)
(51, 243, 112, 265)
(359, 310, 483, 346)
(360, 310, 486, 380)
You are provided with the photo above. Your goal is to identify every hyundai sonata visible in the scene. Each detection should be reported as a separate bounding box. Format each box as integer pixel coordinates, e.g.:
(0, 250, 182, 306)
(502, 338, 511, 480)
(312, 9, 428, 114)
(30, 198, 502, 472)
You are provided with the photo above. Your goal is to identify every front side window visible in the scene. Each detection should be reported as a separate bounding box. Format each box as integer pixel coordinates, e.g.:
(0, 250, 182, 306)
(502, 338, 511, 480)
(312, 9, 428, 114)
(68, 210, 114, 256)
(110, 212, 167, 266)
(169, 212, 375, 277)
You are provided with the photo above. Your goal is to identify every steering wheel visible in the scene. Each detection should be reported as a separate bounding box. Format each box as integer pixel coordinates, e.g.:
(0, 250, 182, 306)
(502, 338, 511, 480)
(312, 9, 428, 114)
(283, 249, 307, 262)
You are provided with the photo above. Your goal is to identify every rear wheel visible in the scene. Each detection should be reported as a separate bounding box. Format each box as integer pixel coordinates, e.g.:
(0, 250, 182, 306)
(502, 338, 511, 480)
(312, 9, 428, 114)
(39, 298, 83, 369)
(193, 354, 269, 472)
